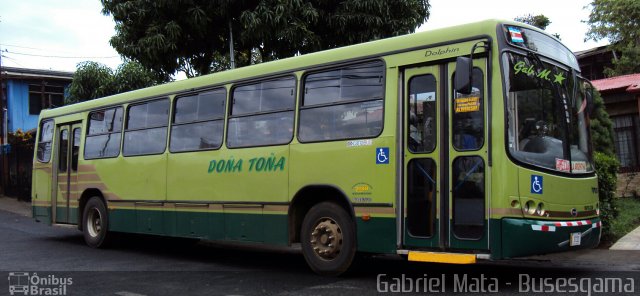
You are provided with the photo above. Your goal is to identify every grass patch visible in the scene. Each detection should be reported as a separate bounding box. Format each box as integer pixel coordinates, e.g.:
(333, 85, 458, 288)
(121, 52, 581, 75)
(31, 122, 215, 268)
(609, 196, 640, 244)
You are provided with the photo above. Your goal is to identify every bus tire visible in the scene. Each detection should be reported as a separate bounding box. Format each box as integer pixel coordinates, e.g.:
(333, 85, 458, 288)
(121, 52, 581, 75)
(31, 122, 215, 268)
(301, 202, 356, 276)
(82, 197, 111, 248)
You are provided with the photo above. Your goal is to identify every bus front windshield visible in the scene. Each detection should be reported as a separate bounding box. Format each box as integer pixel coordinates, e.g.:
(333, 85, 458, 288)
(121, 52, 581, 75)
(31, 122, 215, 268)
(504, 52, 594, 174)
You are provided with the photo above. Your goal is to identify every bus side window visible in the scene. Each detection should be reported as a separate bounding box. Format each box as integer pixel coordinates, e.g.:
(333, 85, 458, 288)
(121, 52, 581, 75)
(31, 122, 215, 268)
(170, 89, 226, 152)
(299, 60, 385, 143)
(85, 107, 123, 159)
(227, 76, 295, 148)
(36, 120, 54, 163)
(123, 99, 170, 156)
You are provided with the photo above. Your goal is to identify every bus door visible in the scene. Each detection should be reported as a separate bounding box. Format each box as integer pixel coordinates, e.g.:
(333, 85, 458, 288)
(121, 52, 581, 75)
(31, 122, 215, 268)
(403, 59, 488, 251)
(54, 123, 82, 224)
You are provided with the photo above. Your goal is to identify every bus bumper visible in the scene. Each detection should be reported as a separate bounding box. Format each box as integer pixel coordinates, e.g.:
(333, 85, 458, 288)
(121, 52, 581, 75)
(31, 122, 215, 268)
(500, 217, 601, 258)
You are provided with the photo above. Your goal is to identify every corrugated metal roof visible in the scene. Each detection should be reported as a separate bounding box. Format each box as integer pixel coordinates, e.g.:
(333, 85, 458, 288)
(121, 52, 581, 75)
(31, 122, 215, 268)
(591, 73, 640, 93)
(1, 66, 73, 81)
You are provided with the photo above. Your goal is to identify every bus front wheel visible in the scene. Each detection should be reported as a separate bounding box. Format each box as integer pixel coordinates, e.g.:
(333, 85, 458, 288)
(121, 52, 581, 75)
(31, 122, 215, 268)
(301, 202, 356, 276)
(82, 197, 111, 248)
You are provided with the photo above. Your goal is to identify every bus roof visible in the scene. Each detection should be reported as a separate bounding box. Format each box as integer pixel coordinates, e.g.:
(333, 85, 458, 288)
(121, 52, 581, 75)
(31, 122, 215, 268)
(40, 19, 542, 119)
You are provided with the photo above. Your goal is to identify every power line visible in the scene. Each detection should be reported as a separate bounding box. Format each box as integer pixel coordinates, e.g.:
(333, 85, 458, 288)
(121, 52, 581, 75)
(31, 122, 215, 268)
(0, 55, 25, 67)
(3, 49, 119, 59)
(0, 43, 48, 51)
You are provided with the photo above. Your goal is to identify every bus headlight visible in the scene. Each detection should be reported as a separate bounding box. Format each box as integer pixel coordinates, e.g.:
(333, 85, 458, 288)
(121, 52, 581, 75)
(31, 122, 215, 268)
(536, 203, 545, 216)
(524, 200, 536, 215)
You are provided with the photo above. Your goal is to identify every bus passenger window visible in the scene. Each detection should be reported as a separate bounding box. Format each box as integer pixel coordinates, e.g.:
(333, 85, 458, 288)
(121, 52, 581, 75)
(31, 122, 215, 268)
(299, 61, 384, 142)
(452, 68, 484, 151)
(123, 99, 169, 156)
(85, 107, 123, 159)
(227, 76, 295, 148)
(37, 120, 54, 163)
(170, 89, 226, 152)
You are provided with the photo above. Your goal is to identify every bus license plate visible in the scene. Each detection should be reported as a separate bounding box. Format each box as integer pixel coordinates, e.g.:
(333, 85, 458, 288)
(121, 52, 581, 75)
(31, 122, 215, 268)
(570, 232, 581, 246)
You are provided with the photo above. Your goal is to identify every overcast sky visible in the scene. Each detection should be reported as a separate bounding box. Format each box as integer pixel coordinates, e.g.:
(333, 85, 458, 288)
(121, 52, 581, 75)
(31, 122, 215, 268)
(0, 0, 609, 75)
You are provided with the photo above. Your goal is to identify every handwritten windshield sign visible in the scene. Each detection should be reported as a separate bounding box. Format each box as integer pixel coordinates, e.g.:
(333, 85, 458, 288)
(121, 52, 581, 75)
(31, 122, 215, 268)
(513, 61, 566, 85)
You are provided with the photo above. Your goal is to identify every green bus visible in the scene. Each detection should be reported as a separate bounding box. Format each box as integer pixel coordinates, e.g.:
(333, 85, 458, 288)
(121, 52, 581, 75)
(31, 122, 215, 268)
(32, 19, 601, 275)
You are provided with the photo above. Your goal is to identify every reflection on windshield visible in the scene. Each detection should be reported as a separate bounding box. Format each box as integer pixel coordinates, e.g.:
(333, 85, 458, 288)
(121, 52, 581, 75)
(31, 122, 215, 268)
(505, 53, 593, 173)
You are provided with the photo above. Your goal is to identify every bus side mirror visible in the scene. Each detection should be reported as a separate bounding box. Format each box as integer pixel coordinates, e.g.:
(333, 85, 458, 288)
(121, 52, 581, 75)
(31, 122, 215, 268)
(455, 57, 473, 94)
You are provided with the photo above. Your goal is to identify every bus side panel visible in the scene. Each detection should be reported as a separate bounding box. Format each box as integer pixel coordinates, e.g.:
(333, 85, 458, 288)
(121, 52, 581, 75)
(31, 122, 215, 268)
(167, 146, 290, 244)
(289, 136, 397, 254)
(356, 217, 397, 253)
(32, 165, 52, 224)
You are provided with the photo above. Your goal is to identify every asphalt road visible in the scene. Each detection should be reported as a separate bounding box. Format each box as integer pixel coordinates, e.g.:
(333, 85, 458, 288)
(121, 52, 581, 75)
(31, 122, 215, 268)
(1, 209, 639, 296)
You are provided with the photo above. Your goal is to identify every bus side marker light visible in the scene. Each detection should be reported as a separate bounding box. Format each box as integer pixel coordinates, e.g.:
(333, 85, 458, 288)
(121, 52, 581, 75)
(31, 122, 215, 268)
(361, 214, 371, 221)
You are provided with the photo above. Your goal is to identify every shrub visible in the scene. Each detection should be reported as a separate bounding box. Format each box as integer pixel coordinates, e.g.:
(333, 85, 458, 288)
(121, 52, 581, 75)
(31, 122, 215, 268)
(594, 151, 619, 241)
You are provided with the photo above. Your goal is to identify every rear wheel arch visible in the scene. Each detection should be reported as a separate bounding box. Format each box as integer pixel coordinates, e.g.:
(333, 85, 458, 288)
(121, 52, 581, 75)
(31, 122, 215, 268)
(288, 185, 356, 245)
(78, 188, 106, 231)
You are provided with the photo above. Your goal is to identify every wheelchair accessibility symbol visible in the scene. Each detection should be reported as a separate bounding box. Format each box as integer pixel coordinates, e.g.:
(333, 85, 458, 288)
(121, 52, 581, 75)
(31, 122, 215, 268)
(531, 175, 543, 194)
(376, 147, 390, 164)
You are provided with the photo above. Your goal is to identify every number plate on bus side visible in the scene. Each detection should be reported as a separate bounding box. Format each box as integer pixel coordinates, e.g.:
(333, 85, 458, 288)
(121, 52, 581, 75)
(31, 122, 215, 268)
(570, 232, 581, 246)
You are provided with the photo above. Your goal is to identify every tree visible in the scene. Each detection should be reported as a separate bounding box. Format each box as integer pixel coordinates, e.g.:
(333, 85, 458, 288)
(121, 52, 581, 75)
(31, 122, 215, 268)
(515, 14, 551, 30)
(66, 61, 114, 104)
(66, 61, 158, 104)
(585, 0, 640, 76)
(112, 61, 158, 94)
(590, 90, 615, 155)
(100, 0, 431, 78)
(514, 14, 560, 39)
(589, 89, 618, 243)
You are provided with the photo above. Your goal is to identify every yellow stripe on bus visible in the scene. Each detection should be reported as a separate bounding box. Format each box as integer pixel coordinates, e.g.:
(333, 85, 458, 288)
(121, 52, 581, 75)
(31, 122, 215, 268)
(407, 251, 476, 264)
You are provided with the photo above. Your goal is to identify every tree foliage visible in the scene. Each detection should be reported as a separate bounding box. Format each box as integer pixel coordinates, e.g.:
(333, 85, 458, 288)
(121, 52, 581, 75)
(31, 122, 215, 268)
(590, 90, 618, 243)
(594, 151, 619, 241)
(515, 14, 551, 30)
(66, 61, 114, 104)
(514, 14, 560, 39)
(585, 0, 640, 76)
(101, 0, 431, 78)
(590, 90, 615, 156)
(66, 61, 158, 104)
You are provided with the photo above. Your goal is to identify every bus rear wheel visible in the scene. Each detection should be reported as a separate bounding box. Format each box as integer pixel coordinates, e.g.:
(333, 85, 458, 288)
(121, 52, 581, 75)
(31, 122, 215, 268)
(82, 197, 111, 248)
(301, 202, 356, 276)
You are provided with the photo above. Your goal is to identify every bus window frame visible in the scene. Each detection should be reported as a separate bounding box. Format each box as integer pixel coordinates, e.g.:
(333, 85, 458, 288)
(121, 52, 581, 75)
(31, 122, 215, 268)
(169, 87, 227, 153)
(36, 119, 55, 163)
(297, 59, 386, 144)
(84, 106, 124, 160)
(122, 97, 171, 157)
(226, 75, 297, 149)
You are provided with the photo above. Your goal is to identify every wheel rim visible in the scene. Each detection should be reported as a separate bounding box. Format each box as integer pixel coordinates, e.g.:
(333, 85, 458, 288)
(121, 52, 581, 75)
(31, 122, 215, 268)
(86, 207, 102, 238)
(309, 217, 343, 260)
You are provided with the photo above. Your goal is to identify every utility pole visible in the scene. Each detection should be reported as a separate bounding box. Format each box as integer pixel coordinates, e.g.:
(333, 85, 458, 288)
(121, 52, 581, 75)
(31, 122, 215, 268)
(229, 19, 235, 69)
(0, 45, 6, 194)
